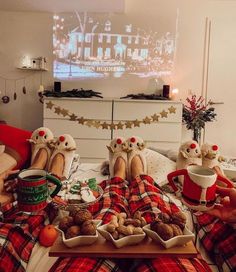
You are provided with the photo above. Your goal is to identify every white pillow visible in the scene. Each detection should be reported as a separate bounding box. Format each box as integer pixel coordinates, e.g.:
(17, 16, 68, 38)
(148, 146, 178, 162)
(144, 148, 176, 186)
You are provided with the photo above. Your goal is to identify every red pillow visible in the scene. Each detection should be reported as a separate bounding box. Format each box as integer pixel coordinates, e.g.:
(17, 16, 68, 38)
(0, 124, 32, 169)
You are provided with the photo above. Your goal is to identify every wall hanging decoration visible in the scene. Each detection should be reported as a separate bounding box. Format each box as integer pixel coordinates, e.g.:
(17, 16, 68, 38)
(0, 72, 40, 104)
(2, 80, 10, 104)
(46, 100, 176, 130)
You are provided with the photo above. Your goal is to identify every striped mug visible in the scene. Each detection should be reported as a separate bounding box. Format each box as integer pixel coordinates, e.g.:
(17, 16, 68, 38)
(17, 169, 62, 212)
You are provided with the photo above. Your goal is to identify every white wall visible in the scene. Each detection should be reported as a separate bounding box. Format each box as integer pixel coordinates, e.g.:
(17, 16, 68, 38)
(0, 0, 235, 155)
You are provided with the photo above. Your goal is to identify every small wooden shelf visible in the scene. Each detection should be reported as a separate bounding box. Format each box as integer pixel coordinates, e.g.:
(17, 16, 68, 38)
(17, 67, 48, 71)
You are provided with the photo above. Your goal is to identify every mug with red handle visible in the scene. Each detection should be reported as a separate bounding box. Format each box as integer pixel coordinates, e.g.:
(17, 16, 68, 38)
(167, 165, 233, 211)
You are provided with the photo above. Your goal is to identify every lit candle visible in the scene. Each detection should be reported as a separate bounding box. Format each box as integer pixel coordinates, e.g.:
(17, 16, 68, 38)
(171, 88, 179, 100)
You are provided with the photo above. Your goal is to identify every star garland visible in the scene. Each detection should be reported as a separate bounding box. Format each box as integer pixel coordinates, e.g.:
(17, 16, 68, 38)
(46, 100, 177, 130)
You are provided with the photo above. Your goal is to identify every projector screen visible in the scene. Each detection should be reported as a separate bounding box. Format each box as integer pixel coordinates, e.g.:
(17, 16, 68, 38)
(53, 11, 178, 80)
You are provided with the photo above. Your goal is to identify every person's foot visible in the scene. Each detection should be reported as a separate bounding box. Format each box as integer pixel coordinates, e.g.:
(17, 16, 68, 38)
(130, 155, 145, 180)
(30, 148, 48, 169)
(113, 157, 126, 180)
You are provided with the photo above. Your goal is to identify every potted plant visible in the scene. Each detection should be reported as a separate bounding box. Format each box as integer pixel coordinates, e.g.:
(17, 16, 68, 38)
(182, 95, 217, 143)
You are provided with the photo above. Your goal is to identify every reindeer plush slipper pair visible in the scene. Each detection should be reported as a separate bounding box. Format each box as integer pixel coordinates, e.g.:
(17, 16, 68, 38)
(176, 140, 226, 184)
(107, 136, 147, 180)
(28, 127, 76, 179)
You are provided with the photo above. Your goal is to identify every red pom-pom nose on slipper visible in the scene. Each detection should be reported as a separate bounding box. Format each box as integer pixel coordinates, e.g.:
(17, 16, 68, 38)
(190, 143, 196, 149)
(38, 130, 45, 137)
(212, 145, 218, 151)
(116, 138, 122, 144)
(59, 136, 65, 142)
(130, 137, 136, 143)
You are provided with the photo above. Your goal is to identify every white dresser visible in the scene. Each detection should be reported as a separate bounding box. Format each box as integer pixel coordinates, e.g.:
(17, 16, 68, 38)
(43, 97, 182, 162)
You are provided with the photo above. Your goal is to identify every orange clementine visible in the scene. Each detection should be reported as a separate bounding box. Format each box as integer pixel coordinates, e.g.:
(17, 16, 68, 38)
(39, 224, 58, 247)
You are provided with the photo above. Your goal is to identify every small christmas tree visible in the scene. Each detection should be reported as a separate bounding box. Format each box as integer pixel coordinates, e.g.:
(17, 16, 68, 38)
(182, 95, 217, 142)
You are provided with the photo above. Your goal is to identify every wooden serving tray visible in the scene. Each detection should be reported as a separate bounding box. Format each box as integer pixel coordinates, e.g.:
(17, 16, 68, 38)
(49, 235, 197, 258)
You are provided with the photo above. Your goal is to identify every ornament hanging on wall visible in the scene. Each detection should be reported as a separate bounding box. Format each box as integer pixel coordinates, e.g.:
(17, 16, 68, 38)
(14, 80, 17, 100)
(2, 96, 10, 104)
(2, 80, 10, 104)
(0, 71, 37, 104)
(38, 71, 44, 103)
(22, 79, 26, 94)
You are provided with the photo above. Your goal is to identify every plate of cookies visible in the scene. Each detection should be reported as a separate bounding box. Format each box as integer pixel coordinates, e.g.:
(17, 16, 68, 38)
(97, 212, 147, 249)
(56, 208, 102, 248)
(54, 178, 104, 210)
(143, 212, 194, 249)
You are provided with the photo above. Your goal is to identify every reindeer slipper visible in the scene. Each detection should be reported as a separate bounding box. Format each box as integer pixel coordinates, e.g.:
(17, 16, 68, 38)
(48, 134, 76, 179)
(176, 140, 202, 184)
(201, 143, 223, 169)
(126, 136, 147, 181)
(28, 127, 54, 169)
(107, 137, 128, 179)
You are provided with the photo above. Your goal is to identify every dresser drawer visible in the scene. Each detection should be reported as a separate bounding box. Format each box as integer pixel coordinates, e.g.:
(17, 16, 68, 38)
(44, 98, 112, 120)
(113, 100, 182, 123)
(44, 119, 111, 139)
(113, 122, 181, 142)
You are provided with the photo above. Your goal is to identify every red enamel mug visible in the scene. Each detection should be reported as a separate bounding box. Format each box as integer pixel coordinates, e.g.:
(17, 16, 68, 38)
(167, 165, 233, 211)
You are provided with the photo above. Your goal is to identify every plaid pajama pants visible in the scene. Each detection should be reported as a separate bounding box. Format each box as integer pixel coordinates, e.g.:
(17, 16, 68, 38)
(50, 175, 211, 272)
(0, 201, 47, 272)
(194, 212, 236, 272)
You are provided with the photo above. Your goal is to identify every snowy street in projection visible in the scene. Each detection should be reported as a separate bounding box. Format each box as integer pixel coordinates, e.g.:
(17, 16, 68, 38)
(53, 12, 177, 80)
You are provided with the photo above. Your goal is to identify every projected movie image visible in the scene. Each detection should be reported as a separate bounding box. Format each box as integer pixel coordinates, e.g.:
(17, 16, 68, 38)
(53, 12, 177, 80)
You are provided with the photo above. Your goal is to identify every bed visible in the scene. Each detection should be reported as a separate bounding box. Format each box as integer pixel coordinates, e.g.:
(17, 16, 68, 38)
(1, 155, 229, 272)
(0, 124, 235, 272)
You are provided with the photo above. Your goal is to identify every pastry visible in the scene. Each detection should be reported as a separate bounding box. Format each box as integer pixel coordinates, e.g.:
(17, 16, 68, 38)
(171, 212, 187, 230)
(59, 216, 74, 232)
(155, 222, 174, 241)
(158, 212, 171, 224)
(65, 225, 80, 239)
(74, 210, 93, 225)
(80, 220, 96, 235)
(169, 224, 183, 236)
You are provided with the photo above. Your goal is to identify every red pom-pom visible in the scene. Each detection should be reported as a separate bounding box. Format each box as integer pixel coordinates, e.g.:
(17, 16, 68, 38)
(212, 145, 218, 151)
(59, 136, 65, 142)
(131, 137, 136, 143)
(190, 143, 196, 149)
(116, 138, 122, 144)
(38, 130, 45, 137)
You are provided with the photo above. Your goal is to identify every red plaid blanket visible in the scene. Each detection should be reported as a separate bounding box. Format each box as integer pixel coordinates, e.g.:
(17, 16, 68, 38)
(0, 201, 47, 272)
(194, 212, 236, 272)
(50, 253, 211, 272)
(0, 176, 214, 272)
(50, 176, 211, 272)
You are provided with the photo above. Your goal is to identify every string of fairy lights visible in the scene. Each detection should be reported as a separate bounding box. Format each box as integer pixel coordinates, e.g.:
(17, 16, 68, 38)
(46, 100, 177, 130)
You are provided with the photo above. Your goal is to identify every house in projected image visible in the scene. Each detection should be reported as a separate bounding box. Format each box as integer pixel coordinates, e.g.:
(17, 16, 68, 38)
(53, 12, 175, 78)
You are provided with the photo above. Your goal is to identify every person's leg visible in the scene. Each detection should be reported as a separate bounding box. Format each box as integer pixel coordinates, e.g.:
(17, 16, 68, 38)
(132, 257, 211, 272)
(128, 156, 212, 272)
(48, 153, 65, 179)
(89, 157, 130, 223)
(128, 155, 179, 223)
(30, 148, 48, 170)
